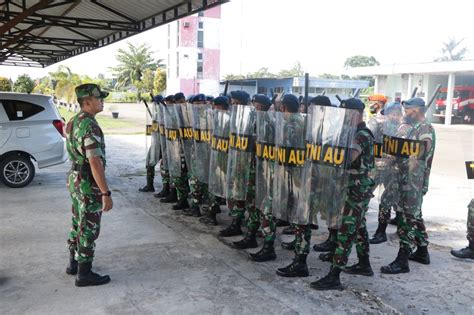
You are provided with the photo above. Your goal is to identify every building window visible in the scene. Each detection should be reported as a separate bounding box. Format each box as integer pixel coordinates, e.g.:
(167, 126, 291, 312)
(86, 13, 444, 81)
(257, 87, 268, 95)
(197, 30, 204, 48)
(198, 21, 204, 29)
(197, 52, 203, 79)
(167, 25, 170, 49)
(176, 52, 179, 78)
(198, 11, 204, 17)
(274, 87, 284, 93)
(292, 86, 302, 94)
(176, 21, 180, 47)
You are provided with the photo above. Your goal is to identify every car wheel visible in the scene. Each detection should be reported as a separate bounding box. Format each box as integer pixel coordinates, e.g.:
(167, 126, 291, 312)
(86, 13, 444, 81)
(0, 155, 35, 188)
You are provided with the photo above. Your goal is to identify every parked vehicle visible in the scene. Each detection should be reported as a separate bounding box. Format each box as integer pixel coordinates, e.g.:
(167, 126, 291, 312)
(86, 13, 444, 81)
(0, 93, 67, 187)
(434, 86, 474, 124)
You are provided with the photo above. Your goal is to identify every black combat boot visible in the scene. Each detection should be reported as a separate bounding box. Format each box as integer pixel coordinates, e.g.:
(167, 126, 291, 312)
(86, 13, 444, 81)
(344, 255, 374, 276)
(160, 188, 178, 203)
(276, 254, 309, 277)
(310, 224, 319, 230)
(154, 183, 170, 198)
(370, 223, 388, 244)
(233, 229, 258, 249)
(75, 262, 110, 287)
(249, 241, 276, 262)
(199, 205, 219, 226)
(276, 219, 290, 227)
(66, 250, 78, 275)
(172, 198, 189, 210)
(310, 267, 343, 291)
(313, 228, 337, 252)
(409, 246, 430, 265)
(183, 205, 201, 217)
(281, 237, 296, 250)
(282, 225, 295, 235)
(319, 251, 334, 262)
(450, 241, 474, 259)
(389, 211, 400, 226)
(138, 167, 155, 192)
(218, 218, 243, 237)
(380, 248, 410, 274)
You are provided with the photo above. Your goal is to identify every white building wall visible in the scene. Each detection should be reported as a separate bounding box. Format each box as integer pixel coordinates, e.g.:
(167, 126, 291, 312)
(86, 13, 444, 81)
(202, 18, 220, 50)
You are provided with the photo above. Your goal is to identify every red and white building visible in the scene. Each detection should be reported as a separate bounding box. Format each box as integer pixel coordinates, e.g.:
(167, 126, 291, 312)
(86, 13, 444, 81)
(166, 6, 221, 96)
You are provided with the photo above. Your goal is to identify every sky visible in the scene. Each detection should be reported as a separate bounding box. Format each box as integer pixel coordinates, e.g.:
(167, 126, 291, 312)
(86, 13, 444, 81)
(1, 0, 473, 81)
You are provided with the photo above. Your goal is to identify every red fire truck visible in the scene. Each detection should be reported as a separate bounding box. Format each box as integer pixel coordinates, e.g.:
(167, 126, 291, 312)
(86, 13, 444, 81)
(434, 86, 474, 124)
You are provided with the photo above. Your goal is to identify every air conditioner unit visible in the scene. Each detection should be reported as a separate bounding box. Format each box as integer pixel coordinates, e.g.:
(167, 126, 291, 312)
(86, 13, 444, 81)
(183, 22, 190, 28)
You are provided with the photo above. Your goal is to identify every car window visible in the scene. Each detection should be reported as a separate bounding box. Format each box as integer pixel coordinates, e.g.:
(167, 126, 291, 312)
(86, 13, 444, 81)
(1, 100, 45, 121)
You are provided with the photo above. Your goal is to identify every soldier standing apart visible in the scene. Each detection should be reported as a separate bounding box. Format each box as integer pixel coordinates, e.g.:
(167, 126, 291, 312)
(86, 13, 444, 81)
(65, 83, 113, 287)
(311, 98, 375, 290)
(276, 94, 311, 278)
(451, 199, 474, 259)
(381, 97, 436, 274)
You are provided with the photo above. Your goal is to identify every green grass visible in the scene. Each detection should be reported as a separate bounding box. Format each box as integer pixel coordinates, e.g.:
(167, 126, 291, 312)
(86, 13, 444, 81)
(58, 107, 141, 134)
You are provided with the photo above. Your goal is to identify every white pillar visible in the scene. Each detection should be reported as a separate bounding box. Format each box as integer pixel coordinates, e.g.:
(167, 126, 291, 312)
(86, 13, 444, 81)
(445, 73, 456, 125)
(374, 76, 379, 94)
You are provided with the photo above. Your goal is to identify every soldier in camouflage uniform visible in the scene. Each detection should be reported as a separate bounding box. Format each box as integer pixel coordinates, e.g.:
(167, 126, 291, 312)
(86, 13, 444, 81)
(156, 95, 178, 202)
(451, 199, 474, 259)
(200, 96, 230, 225)
(219, 91, 255, 237)
(276, 94, 311, 278)
(311, 98, 375, 290)
(381, 97, 436, 274)
(65, 83, 112, 287)
(370, 101, 402, 244)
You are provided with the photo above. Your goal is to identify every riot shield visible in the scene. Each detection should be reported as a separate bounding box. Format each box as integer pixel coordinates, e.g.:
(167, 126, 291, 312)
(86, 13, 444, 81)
(381, 116, 433, 216)
(255, 110, 276, 211)
(272, 112, 307, 222)
(295, 105, 359, 227)
(175, 103, 194, 170)
(164, 104, 182, 177)
(191, 104, 213, 183)
(226, 105, 256, 201)
(208, 109, 231, 198)
(145, 100, 161, 167)
(158, 104, 168, 169)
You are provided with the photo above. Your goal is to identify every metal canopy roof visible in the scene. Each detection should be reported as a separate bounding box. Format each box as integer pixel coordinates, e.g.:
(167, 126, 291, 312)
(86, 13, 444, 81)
(0, 0, 229, 68)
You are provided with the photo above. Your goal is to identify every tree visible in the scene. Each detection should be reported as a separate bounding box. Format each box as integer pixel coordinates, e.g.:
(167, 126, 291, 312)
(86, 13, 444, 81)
(110, 42, 164, 92)
(49, 65, 82, 103)
(223, 74, 246, 80)
(32, 76, 54, 95)
(246, 67, 276, 79)
(435, 37, 468, 62)
(344, 55, 380, 87)
(153, 68, 166, 95)
(320, 73, 339, 80)
(278, 61, 304, 77)
(0, 77, 12, 91)
(344, 55, 380, 69)
(13, 74, 35, 93)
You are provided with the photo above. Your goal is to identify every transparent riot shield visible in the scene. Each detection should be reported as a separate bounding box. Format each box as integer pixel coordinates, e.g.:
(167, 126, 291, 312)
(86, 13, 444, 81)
(296, 105, 359, 227)
(158, 104, 168, 169)
(226, 105, 256, 201)
(272, 112, 307, 222)
(175, 102, 194, 170)
(208, 109, 231, 198)
(382, 116, 434, 216)
(255, 110, 276, 211)
(367, 113, 385, 191)
(164, 104, 182, 177)
(145, 100, 161, 167)
(191, 104, 213, 183)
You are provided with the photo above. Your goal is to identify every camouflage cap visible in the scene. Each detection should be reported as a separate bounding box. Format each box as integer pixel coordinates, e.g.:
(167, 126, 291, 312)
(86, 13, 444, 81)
(75, 83, 109, 99)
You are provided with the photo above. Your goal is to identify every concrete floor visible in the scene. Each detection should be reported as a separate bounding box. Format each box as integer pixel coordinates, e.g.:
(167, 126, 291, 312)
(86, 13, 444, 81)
(0, 124, 473, 314)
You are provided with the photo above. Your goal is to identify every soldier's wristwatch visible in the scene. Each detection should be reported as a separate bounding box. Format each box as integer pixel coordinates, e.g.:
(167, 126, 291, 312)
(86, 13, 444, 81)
(100, 190, 112, 196)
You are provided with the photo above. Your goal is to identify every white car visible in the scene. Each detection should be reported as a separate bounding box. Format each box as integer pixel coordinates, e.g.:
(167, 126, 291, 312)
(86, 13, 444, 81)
(0, 92, 68, 188)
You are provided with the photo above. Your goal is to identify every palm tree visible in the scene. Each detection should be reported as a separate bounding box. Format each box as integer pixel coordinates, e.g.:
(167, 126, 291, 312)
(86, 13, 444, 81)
(110, 42, 164, 92)
(435, 37, 469, 62)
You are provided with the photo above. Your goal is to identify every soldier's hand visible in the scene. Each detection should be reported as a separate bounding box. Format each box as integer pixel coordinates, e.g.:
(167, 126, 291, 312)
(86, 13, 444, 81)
(102, 195, 113, 212)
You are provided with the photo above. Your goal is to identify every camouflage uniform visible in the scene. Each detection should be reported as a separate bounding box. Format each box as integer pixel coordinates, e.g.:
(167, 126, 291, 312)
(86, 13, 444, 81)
(397, 121, 436, 253)
(171, 153, 189, 201)
(332, 123, 375, 269)
(66, 111, 105, 264)
(468, 199, 474, 243)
